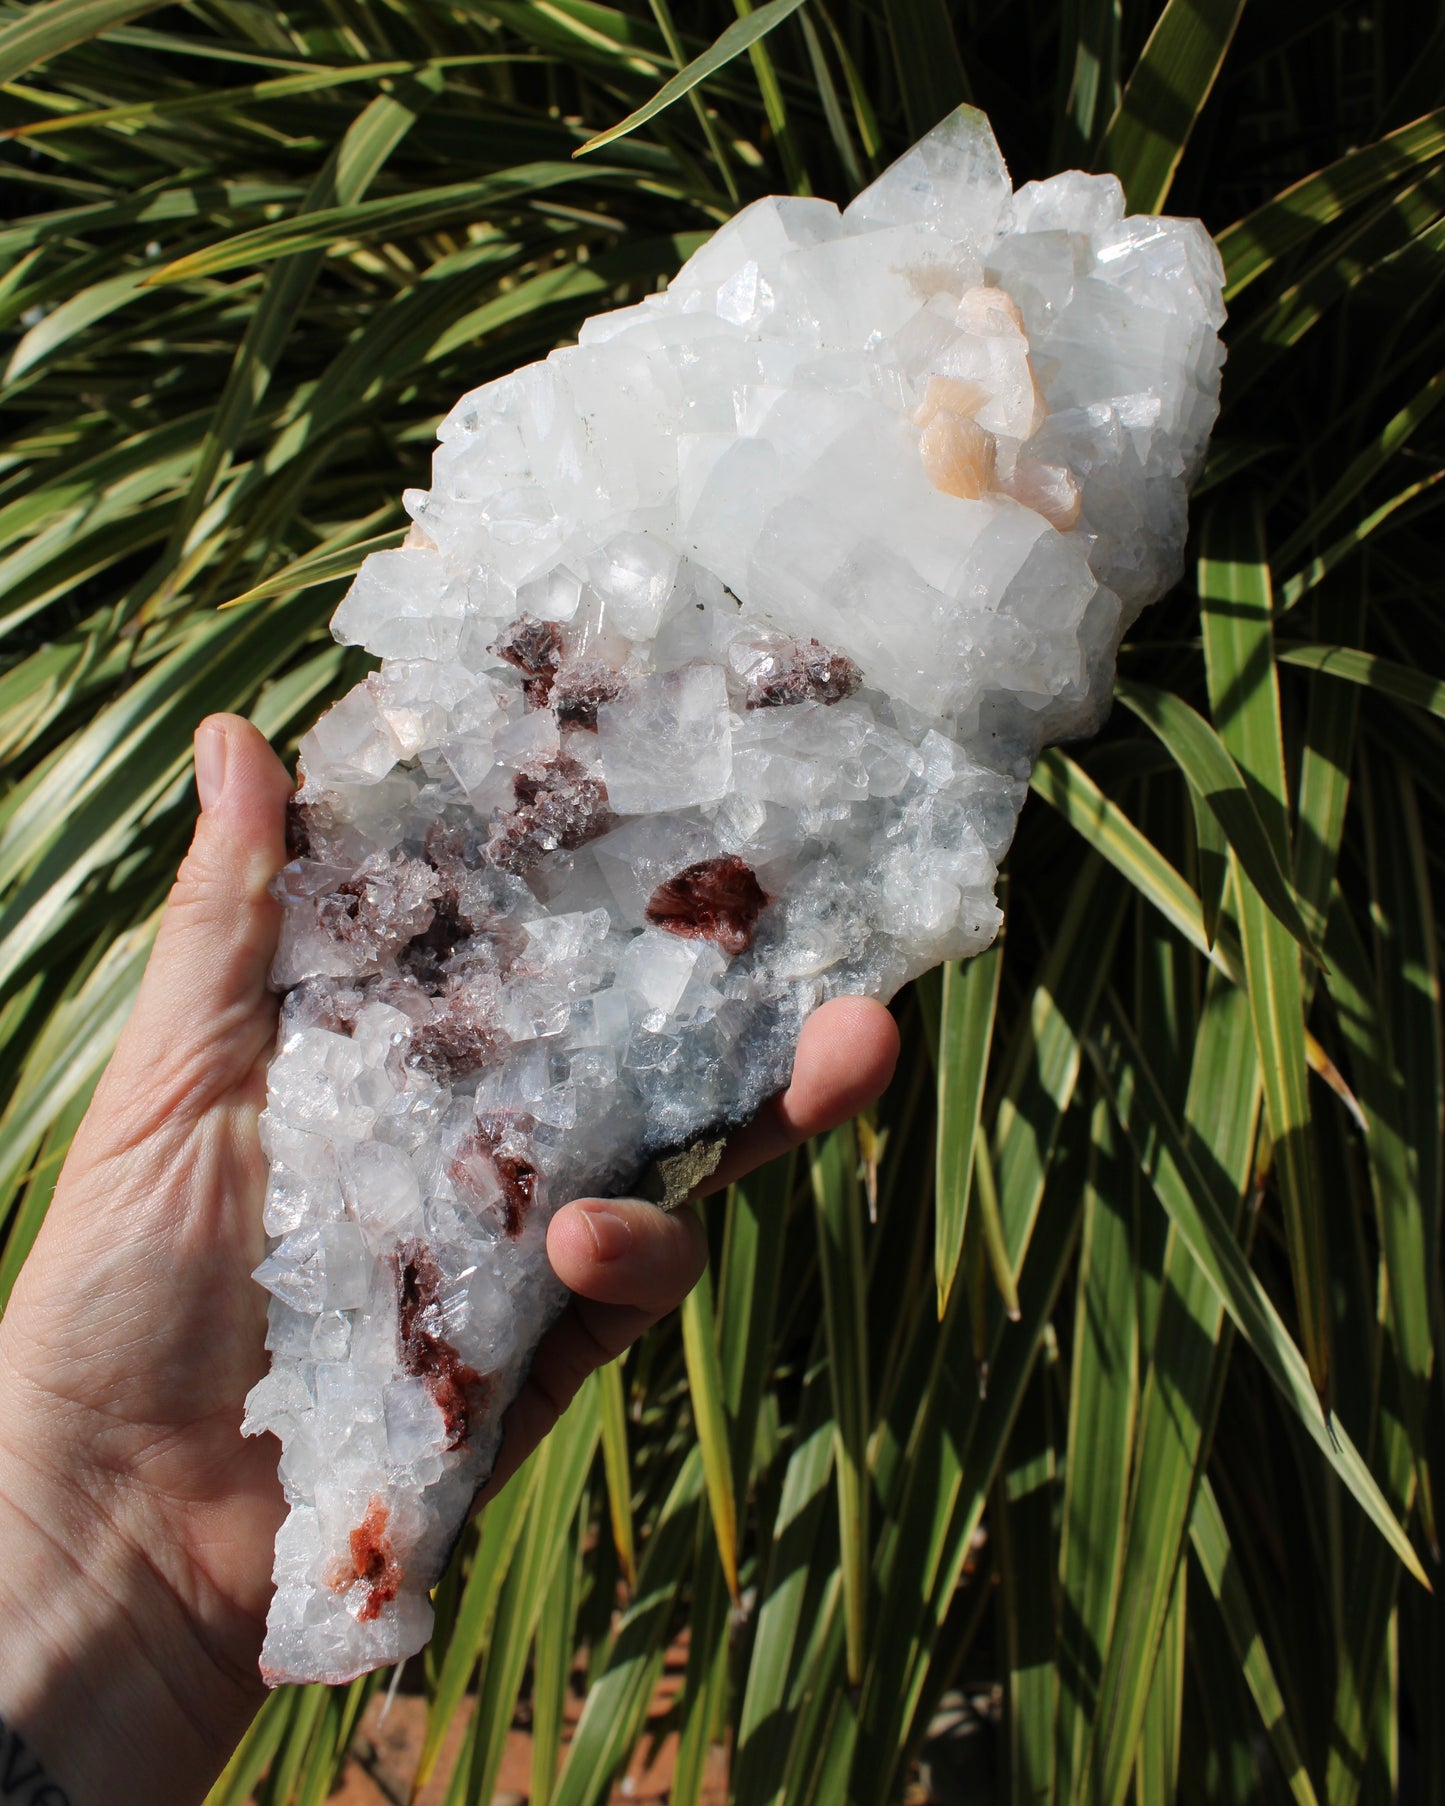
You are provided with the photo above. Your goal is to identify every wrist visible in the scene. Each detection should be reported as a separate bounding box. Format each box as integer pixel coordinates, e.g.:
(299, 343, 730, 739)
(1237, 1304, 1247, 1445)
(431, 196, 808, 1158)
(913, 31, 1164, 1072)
(0, 1435, 263, 1805)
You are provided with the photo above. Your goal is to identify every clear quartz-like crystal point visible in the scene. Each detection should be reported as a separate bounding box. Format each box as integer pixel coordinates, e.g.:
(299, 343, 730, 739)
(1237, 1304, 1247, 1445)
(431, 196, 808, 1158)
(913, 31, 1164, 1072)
(250, 106, 1224, 1685)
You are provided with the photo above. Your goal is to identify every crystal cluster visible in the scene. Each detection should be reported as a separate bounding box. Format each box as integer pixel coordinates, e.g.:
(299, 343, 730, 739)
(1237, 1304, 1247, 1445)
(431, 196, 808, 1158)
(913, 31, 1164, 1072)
(245, 106, 1225, 1684)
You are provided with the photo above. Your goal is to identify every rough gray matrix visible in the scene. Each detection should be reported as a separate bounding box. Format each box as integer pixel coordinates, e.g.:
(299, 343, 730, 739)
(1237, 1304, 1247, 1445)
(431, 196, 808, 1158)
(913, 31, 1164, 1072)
(246, 106, 1225, 1684)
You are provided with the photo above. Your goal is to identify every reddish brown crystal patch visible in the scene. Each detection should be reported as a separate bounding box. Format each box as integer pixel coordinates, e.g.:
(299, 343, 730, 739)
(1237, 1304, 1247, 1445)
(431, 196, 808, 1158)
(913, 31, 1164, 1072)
(645, 855, 771, 957)
(464, 1110, 541, 1239)
(552, 659, 626, 731)
(744, 639, 862, 710)
(394, 1240, 490, 1449)
(285, 795, 314, 860)
(326, 1496, 401, 1622)
(486, 752, 615, 875)
(493, 615, 563, 705)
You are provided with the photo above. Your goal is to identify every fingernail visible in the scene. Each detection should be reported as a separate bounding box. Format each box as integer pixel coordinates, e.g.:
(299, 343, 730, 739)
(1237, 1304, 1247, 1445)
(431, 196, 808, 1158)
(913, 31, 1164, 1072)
(577, 1201, 635, 1262)
(195, 721, 228, 813)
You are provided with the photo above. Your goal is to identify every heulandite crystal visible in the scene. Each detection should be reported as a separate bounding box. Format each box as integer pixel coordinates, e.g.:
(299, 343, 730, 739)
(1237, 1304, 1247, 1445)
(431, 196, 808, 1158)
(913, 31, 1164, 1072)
(245, 106, 1225, 1684)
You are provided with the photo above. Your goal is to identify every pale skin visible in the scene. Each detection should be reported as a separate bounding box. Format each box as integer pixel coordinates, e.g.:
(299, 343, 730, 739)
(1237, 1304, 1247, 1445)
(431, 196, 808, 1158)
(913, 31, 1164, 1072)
(0, 713, 900, 1804)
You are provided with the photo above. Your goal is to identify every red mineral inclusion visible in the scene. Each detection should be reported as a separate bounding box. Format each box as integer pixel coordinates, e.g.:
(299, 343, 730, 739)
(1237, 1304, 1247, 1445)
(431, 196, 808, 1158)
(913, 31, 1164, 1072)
(394, 1241, 491, 1449)
(645, 855, 771, 956)
(327, 1496, 401, 1622)
(493, 614, 563, 705)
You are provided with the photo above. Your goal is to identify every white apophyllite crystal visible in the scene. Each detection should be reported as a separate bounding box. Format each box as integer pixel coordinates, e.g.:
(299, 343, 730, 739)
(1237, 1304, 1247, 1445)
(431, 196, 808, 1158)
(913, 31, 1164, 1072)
(247, 106, 1224, 1685)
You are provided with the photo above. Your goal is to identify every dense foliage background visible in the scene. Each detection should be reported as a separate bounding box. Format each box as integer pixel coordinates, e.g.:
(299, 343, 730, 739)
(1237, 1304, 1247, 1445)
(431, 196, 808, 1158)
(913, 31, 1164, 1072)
(1, 0, 1442, 1799)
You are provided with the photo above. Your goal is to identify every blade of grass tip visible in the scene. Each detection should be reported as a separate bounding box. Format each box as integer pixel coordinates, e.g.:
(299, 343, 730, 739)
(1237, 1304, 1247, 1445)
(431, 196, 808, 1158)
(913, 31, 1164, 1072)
(972, 1119, 1020, 1322)
(1056, 1098, 1138, 1804)
(1092, 0, 1245, 212)
(1199, 503, 1332, 1415)
(1277, 644, 1445, 722)
(643, 0, 740, 205)
(681, 1262, 740, 1604)
(1114, 678, 1320, 963)
(573, 0, 810, 157)
(1029, 746, 1239, 976)
(877, 0, 972, 142)
(811, 1120, 870, 1686)
(0, 0, 168, 86)
(1090, 1000, 1426, 1588)
(221, 523, 405, 609)
(934, 938, 1003, 1316)
(597, 1355, 637, 1587)
(1190, 1477, 1321, 1806)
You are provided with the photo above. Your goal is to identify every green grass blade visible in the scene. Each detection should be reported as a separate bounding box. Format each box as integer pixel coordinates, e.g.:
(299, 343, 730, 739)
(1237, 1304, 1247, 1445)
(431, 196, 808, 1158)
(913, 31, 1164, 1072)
(1191, 1477, 1321, 1806)
(1275, 365, 1445, 570)
(573, 0, 809, 155)
(1278, 644, 1445, 721)
(1091, 1001, 1425, 1588)
(1133, 1577, 1185, 1806)
(998, 1357, 1059, 1805)
(934, 940, 1003, 1315)
(410, 1460, 542, 1793)
(1217, 111, 1445, 300)
(597, 1355, 637, 1586)
(1199, 504, 1332, 1413)
(680, 1261, 740, 1603)
(1084, 967, 1258, 1806)
(0, 0, 165, 84)
(877, 0, 971, 140)
(811, 1120, 870, 1685)
(552, 1448, 705, 1806)
(1057, 1099, 1138, 1802)
(1115, 678, 1320, 961)
(529, 1502, 582, 1806)
(1093, 0, 1245, 212)
(1030, 746, 1242, 977)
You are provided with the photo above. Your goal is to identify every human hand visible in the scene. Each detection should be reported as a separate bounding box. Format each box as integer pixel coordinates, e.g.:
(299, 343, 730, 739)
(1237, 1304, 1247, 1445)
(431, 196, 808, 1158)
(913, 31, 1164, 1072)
(0, 713, 899, 1805)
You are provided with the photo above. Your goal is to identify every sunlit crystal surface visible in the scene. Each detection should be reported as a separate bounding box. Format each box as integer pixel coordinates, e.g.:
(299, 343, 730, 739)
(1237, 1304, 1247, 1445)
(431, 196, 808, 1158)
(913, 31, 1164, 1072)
(248, 107, 1225, 1684)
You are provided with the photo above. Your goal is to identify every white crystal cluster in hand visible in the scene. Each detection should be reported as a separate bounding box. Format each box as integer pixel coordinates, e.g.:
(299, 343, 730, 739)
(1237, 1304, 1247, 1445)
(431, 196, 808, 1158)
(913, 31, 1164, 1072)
(246, 106, 1224, 1684)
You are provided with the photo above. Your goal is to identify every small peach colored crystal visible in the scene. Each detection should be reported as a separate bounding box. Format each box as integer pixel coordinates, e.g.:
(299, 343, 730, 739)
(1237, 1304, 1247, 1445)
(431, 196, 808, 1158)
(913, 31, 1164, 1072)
(911, 374, 989, 430)
(920, 411, 998, 500)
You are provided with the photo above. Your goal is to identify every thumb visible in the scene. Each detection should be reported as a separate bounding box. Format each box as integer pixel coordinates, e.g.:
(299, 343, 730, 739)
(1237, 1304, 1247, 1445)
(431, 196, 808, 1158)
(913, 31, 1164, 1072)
(104, 714, 293, 1127)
